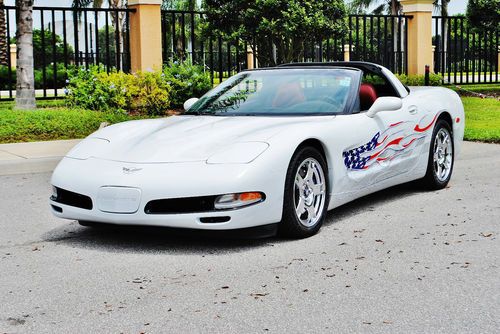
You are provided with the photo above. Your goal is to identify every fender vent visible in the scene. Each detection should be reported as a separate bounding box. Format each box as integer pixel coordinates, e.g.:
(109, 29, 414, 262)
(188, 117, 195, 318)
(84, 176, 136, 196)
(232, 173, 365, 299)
(51, 187, 93, 210)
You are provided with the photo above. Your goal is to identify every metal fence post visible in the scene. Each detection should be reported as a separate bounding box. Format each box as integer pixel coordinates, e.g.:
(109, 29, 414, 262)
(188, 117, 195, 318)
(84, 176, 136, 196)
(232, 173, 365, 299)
(431, 45, 435, 73)
(498, 46, 500, 77)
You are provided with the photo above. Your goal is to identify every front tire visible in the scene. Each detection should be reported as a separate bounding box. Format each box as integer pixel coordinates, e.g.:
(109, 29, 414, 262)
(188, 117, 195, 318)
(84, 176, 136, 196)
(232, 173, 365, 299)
(420, 119, 454, 190)
(279, 146, 328, 238)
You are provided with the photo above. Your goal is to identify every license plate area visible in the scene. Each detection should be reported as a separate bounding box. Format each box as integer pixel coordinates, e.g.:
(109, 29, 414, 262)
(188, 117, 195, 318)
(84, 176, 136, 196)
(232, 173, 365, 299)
(97, 187, 142, 214)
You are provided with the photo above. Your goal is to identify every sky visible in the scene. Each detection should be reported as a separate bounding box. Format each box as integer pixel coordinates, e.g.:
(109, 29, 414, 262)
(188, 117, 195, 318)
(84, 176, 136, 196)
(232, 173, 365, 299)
(4, 0, 469, 15)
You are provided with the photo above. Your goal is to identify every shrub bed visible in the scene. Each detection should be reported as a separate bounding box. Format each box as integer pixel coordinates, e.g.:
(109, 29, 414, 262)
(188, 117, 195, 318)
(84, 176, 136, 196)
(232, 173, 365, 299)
(65, 62, 211, 115)
(396, 73, 442, 86)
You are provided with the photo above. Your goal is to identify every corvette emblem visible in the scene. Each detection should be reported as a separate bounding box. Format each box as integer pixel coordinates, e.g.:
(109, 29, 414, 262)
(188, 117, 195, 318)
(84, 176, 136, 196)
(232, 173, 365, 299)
(122, 167, 142, 174)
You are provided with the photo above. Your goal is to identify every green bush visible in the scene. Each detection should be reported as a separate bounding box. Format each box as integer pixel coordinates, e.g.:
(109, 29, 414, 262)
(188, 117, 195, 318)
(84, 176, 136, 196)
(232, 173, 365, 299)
(66, 62, 211, 113)
(66, 65, 172, 115)
(66, 65, 125, 112)
(134, 71, 172, 116)
(396, 73, 442, 86)
(163, 61, 212, 107)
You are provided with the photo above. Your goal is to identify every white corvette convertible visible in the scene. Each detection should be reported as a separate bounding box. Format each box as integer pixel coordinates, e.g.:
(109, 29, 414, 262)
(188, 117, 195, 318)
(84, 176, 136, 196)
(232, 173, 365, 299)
(50, 62, 464, 238)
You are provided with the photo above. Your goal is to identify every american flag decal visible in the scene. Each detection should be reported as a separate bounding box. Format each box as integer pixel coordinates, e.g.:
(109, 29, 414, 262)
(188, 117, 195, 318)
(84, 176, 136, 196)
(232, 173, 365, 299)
(343, 114, 438, 171)
(343, 132, 380, 170)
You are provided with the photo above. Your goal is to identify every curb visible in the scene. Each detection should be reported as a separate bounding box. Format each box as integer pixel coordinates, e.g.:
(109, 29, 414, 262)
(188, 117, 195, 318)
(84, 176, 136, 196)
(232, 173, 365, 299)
(0, 157, 63, 176)
(0, 139, 80, 176)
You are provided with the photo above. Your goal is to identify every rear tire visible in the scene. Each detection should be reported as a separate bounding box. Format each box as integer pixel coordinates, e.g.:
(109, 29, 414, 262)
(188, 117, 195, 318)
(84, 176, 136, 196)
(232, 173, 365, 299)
(279, 146, 329, 238)
(419, 119, 454, 190)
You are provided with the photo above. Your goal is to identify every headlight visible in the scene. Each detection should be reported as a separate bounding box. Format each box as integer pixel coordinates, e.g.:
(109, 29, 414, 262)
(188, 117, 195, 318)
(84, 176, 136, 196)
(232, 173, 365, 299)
(207, 142, 269, 164)
(214, 192, 265, 209)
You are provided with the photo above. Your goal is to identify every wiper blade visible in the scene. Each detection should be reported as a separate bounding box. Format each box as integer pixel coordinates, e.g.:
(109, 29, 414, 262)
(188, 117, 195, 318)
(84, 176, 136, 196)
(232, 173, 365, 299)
(183, 111, 216, 116)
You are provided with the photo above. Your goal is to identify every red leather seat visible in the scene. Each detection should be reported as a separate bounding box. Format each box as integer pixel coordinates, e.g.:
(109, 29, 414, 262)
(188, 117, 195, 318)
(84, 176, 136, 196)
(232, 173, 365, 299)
(359, 83, 378, 111)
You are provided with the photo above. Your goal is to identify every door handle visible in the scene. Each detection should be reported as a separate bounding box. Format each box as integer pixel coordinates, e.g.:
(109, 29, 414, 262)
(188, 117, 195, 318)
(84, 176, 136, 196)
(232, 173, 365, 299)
(408, 106, 418, 114)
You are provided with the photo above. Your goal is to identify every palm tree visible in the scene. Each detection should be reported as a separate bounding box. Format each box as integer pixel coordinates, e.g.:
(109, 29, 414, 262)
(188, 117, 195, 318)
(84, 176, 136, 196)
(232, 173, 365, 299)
(350, 0, 401, 15)
(350, 0, 449, 15)
(15, 0, 36, 109)
(0, 0, 7, 66)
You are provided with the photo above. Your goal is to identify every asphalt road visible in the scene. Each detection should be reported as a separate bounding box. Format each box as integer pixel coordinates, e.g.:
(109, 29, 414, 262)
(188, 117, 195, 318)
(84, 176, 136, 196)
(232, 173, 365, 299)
(1, 142, 499, 333)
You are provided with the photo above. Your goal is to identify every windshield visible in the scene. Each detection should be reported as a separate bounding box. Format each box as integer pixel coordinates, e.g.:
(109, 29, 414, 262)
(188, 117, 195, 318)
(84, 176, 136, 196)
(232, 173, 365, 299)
(186, 68, 360, 116)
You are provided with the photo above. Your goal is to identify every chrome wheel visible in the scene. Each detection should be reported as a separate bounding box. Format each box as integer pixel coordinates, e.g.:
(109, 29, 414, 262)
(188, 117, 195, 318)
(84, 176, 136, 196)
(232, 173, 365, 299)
(293, 158, 326, 227)
(433, 127, 453, 182)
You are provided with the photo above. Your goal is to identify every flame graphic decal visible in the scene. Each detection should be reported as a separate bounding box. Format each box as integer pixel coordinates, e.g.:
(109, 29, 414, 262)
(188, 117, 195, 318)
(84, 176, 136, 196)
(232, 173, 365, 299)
(343, 114, 438, 170)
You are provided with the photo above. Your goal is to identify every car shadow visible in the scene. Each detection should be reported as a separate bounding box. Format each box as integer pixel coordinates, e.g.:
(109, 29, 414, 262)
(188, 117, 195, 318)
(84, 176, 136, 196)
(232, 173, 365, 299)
(325, 182, 423, 225)
(41, 223, 277, 255)
(41, 182, 424, 254)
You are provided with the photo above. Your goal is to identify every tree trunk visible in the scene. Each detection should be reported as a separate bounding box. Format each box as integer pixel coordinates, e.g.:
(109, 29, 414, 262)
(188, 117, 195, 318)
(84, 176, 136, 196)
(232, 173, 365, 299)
(0, 0, 8, 66)
(441, 1, 450, 76)
(15, 0, 35, 110)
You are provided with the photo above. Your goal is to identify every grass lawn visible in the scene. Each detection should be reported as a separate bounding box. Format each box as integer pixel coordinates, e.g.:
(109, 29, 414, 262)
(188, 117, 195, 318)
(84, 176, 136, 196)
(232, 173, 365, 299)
(462, 96, 500, 143)
(1, 93, 499, 144)
(0, 100, 146, 143)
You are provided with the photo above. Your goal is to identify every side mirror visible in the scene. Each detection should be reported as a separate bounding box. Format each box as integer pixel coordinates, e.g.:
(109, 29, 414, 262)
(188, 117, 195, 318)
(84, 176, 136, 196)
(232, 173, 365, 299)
(183, 97, 199, 111)
(366, 97, 402, 118)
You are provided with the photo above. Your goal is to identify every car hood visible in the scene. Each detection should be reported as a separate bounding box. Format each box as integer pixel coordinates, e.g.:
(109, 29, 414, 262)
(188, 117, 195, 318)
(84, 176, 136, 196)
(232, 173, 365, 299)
(72, 115, 329, 163)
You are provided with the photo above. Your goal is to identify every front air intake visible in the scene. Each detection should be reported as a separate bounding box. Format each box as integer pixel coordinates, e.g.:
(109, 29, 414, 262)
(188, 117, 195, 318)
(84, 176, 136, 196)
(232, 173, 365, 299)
(145, 195, 218, 214)
(51, 187, 93, 210)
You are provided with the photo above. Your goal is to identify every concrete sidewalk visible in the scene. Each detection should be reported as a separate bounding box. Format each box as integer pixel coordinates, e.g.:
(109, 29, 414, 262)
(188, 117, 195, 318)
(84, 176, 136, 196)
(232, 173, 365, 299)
(0, 139, 81, 176)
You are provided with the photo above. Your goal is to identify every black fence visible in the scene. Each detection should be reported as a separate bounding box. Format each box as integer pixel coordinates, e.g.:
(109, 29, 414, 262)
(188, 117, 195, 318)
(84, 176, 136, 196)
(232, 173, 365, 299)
(0, 5, 134, 100)
(433, 16, 499, 84)
(160, 11, 411, 84)
(348, 15, 410, 75)
(161, 10, 248, 85)
(3, 7, 497, 102)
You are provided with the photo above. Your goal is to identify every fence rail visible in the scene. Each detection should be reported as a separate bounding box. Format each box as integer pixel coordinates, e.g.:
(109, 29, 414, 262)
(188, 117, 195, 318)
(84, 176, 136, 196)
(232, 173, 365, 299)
(160, 11, 412, 84)
(2, 7, 498, 101)
(433, 16, 499, 84)
(0, 5, 134, 100)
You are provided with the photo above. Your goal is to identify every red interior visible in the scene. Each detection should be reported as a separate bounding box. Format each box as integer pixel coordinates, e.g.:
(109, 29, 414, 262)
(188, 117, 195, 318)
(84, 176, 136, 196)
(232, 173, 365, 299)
(359, 83, 378, 111)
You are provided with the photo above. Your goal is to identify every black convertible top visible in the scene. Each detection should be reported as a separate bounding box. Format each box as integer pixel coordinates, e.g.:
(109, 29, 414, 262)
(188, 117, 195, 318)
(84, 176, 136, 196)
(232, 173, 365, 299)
(277, 61, 385, 74)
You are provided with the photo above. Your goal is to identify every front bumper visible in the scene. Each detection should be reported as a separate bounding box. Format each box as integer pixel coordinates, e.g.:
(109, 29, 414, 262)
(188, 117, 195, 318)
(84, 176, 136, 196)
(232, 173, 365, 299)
(50, 157, 284, 230)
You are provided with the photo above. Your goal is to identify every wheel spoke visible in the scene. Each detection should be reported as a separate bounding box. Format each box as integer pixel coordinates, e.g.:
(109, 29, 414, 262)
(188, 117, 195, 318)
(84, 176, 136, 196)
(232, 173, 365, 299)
(306, 205, 316, 221)
(445, 154, 452, 168)
(295, 174, 305, 189)
(305, 161, 314, 181)
(310, 182, 325, 195)
(295, 198, 305, 216)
